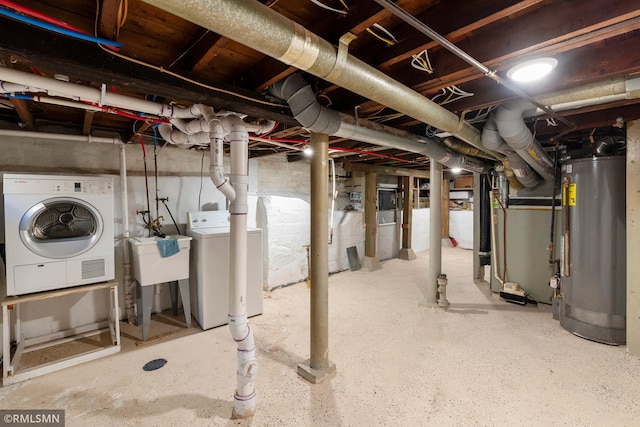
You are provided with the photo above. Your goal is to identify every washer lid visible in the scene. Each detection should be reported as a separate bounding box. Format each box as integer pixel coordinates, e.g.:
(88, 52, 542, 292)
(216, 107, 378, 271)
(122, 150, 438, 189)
(19, 197, 103, 259)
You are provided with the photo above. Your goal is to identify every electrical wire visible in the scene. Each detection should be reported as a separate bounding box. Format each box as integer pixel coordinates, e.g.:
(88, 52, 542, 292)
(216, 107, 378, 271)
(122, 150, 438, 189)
(0, 6, 123, 48)
(365, 23, 398, 46)
(198, 149, 205, 210)
(95, 43, 283, 107)
(309, 0, 348, 15)
(116, 0, 128, 38)
(168, 29, 210, 68)
(411, 49, 433, 74)
(431, 85, 474, 105)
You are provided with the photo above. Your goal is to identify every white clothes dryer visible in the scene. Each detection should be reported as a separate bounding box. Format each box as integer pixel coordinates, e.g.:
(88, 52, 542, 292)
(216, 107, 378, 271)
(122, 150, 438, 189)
(3, 173, 115, 295)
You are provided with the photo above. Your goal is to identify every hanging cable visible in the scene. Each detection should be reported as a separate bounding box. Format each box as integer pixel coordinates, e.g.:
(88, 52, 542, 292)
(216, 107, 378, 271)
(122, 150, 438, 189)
(309, 0, 348, 15)
(168, 29, 210, 68)
(431, 85, 474, 105)
(365, 23, 398, 46)
(116, 0, 128, 38)
(198, 149, 205, 210)
(411, 49, 434, 74)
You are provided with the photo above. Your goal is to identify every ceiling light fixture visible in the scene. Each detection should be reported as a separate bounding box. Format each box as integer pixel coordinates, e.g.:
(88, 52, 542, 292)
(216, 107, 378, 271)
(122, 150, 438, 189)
(507, 57, 558, 82)
(303, 146, 313, 156)
(451, 167, 462, 174)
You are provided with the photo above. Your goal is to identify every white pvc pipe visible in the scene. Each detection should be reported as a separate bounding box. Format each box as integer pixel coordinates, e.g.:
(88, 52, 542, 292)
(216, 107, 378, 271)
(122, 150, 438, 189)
(0, 129, 121, 144)
(208, 119, 237, 201)
(224, 115, 258, 418)
(0, 68, 199, 118)
(157, 123, 209, 146)
(21, 95, 103, 112)
(119, 145, 136, 324)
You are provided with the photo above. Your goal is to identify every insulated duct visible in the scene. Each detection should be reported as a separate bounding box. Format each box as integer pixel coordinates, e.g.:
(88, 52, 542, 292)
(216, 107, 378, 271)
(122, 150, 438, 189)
(494, 100, 555, 181)
(268, 73, 489, 173)
(482, 114, 541, 188)
(527, 76, 640, 118)
(142, 0, 492, 158)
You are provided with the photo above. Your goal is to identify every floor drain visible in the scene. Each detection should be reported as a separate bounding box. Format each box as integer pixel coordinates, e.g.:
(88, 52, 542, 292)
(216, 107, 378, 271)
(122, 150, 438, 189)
(143, 358, 167, 372)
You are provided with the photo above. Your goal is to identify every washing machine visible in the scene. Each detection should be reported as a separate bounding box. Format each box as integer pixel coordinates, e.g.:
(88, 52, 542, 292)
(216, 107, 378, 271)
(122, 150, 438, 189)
(187, 211, 263, 330)
(3, 173, 115, 295)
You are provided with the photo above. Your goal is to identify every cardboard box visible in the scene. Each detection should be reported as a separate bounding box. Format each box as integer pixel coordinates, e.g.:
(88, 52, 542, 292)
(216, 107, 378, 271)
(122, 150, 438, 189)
(454, 176, 473, 189)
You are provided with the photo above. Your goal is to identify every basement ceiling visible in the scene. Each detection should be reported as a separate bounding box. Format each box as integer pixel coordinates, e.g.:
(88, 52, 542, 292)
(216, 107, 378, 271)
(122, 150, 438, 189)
(1, 0, 639, 171)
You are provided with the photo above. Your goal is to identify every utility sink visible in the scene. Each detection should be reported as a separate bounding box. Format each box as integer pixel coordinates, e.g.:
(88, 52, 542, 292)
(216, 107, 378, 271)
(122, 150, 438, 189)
(129, 235, 192, 286)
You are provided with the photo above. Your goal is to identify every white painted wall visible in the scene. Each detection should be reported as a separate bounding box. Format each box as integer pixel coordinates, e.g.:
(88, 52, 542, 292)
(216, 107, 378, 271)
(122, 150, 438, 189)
(257, 195, 366, 289)
(450, 210, 474, 249)
(410, 208, 473, 251)
(411, 208, 431, 252)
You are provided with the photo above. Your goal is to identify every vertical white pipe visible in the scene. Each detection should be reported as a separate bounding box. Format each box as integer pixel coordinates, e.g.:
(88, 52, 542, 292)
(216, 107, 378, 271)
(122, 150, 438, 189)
(224, 115, 258, 418)
(120, 145, 136, 323)
(426, 160, 443, 306)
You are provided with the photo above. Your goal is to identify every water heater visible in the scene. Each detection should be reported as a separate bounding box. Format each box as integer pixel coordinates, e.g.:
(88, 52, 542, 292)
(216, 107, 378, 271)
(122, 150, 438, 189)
(560, 155, 626, 344)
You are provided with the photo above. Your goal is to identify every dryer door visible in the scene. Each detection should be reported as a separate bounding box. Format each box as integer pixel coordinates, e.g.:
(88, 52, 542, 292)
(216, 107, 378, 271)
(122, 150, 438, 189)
(19, 197, 104, 259)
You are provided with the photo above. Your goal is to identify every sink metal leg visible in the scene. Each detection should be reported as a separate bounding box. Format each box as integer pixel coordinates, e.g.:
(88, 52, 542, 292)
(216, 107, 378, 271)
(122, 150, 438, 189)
(178, 279, 192, 328)
(169, 281, 179, 316)
(139, 285, 154, 341)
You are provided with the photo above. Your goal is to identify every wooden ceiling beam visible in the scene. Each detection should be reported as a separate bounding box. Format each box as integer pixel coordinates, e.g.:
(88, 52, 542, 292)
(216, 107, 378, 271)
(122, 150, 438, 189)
(98, 0, 121, 41)
(82, 110, 95, 136)
(344, 161, 431, 177)
(9, 98, 34, 130)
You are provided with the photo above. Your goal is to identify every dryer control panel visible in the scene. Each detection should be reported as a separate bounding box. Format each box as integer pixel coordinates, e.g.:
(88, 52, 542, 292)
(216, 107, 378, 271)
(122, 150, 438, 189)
(4, 174, 113, 195)
(51, 180, 112, 195)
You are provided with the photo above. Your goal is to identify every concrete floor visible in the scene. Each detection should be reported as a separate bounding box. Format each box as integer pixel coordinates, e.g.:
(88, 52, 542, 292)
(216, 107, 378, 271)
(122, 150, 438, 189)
(1, 247, 639, 426)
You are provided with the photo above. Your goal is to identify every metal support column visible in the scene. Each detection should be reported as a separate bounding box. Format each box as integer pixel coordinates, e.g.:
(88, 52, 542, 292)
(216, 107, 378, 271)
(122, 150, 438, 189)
(298, 132, 336, 383)
(421, 160, 442, 307)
